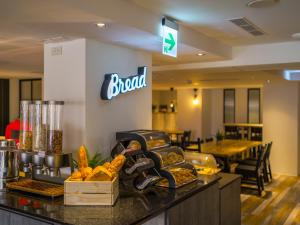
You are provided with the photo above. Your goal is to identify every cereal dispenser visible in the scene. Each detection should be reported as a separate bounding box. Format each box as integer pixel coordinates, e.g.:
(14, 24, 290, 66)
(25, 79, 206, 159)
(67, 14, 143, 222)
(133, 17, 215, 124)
(47, 101, 64, 154)
(30, 101, 48, 152)
(19, 101, 33, 151)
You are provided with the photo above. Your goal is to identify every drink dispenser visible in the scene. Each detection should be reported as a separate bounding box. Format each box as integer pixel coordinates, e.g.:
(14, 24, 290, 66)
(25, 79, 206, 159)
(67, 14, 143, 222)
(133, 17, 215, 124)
(47, 101, 64, 154)
(19, 101, 33, 151)
(30, 101, 48, 152)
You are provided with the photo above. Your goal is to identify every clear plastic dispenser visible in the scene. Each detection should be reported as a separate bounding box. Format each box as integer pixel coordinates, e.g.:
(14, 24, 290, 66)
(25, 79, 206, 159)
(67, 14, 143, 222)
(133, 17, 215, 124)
(19, 100, 33, 151)
(47, 101, 64, 154)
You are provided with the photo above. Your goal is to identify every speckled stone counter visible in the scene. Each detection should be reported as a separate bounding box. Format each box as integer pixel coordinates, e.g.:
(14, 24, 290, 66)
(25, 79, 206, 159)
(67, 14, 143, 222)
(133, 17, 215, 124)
(0, 175, 220, 225)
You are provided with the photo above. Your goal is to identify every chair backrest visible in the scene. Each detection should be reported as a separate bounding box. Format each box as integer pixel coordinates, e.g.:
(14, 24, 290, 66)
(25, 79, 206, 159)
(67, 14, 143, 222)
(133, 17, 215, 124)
(181, 130, 192, 148)
(265, 142, 273, 160)
(205, 137, 213, 143)
(256, 144, 267, 171)
(197, 138, 202, 153)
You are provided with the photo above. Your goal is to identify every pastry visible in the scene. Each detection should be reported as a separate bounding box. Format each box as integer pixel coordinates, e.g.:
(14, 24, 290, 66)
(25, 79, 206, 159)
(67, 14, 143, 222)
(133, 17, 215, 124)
(70, 171, 82, 181)
(80, 167, 93, 178)
(85, 166, 113, 181)
(78, 145, 88, 169)
(110, 155, 126, 172)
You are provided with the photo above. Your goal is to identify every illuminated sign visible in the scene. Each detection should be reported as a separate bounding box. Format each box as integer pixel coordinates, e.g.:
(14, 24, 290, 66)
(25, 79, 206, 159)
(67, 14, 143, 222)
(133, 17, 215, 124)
(283, 70, 300, 81)
(100, 67, 147, 100)
(162, 18, 178, 58)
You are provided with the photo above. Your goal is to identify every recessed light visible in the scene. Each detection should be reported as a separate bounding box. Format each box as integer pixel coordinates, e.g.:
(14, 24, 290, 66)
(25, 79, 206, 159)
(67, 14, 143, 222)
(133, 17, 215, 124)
(96, 23, 106, 28)
(292, 33, 300, 39)
(267, 79, 271, 83)
(197, 53, 205, 56)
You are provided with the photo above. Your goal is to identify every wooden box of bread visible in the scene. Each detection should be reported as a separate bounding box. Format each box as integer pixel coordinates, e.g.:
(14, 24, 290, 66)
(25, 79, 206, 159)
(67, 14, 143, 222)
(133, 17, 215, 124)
(64, 175, 119, 206)
(64, 146, 125, 206)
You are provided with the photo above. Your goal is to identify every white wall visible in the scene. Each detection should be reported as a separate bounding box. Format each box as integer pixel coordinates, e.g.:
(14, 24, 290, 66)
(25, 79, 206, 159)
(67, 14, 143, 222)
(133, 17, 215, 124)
(44, 39, 87, 153)
(263, 83, 299, 176)
(177, 89, 202, 139)
(85, 40, 152, 156)
(44, 39, 152, 156)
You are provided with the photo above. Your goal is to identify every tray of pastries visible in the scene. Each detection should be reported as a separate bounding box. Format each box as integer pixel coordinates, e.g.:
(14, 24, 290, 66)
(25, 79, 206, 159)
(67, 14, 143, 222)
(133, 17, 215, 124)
(151, 146, 185, 168)
(6, 179, 64, 197)
(157, 163, 198, 188)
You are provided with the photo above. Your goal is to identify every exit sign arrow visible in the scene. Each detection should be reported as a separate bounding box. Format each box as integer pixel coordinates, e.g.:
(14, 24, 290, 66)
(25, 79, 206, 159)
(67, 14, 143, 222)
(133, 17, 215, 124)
(162, 19, 178, 58)
(165, 33, 175, 51)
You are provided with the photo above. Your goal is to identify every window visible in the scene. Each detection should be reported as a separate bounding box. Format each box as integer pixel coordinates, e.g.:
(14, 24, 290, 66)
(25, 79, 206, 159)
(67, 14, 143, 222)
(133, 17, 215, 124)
(248, 88, 261, 124)
(223, 89, 235, 123)
(0, 79, 9, 135)
(19, 79, 42, 101)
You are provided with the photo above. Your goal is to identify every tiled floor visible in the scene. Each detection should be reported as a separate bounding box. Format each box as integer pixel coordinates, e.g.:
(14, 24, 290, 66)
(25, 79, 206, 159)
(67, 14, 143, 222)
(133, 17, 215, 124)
(241, 174, 300, 225)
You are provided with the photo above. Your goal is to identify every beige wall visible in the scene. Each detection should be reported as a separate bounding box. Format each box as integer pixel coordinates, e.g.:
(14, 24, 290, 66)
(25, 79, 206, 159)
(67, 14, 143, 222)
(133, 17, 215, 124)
(44, 39, 152, 156)
(202, 89, 212, 138)
(202, 88, 262, 137)
(235, 88, 248, 123)
(177, 89, 202, 139)
(9, 78, 19, 121)
(263, 82, 299, 176)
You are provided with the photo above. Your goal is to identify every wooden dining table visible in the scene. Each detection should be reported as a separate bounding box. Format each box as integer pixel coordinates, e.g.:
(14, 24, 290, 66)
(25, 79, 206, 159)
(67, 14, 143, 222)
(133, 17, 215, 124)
(187, 139, 262, 172)
(165, 130, 184, 143)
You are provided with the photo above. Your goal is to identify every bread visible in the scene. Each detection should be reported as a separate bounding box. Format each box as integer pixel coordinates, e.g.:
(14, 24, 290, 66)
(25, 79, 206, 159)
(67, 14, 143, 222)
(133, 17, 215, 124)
(80, 167, 93, 178)
(78, 145, 88, 169)
(85, 166, 113, 181)
(70, 171, 83, 181)
(110, 155, 126, 172)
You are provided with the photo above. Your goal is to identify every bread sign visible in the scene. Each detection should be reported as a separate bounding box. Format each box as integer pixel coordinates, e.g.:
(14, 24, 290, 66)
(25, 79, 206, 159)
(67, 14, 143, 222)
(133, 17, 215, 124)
(100, 66, 147, 100)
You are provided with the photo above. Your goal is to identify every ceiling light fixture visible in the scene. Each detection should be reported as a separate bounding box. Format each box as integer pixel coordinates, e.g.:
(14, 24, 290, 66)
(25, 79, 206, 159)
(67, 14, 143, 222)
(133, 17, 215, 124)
(197, 53, 205, 56)
(246, 0, 279, 8)
(96, 23, 106, 28)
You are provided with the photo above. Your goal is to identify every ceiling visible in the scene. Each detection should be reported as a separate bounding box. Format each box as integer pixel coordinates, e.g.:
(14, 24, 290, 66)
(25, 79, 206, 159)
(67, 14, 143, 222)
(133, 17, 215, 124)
(0, 0, 300, 88)
(152, 63, 300, 89)
(129, 0, 300, 46)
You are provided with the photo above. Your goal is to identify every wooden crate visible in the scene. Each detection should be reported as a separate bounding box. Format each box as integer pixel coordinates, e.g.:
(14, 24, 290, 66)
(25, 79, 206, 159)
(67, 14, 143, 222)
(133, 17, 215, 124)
(64, 176, 119, 206)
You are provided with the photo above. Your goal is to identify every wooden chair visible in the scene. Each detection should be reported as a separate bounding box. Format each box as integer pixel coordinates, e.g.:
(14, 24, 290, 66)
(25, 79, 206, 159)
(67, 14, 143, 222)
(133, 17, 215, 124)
(184, 138, 203, 153)
(205, 137, 213, 143)
(237, 142, 273, 183)
(235, 144, 267, 196)
(181, 130, 192, 149)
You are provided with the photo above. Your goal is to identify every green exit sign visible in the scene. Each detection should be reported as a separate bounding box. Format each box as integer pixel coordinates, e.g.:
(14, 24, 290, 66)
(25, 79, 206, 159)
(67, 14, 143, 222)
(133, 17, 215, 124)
(162, 18, 178, 58)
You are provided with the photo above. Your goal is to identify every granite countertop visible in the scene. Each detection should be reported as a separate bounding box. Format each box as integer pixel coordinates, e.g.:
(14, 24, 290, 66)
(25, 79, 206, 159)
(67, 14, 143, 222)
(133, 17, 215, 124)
(218, 172, 241, 189)
(0, 175, 220, 225)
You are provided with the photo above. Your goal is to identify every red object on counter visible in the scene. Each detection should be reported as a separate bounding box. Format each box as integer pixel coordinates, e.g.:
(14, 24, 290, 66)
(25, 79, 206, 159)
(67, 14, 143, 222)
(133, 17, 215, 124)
(5, 119, 20, 143)
(19, 198, 30, 206)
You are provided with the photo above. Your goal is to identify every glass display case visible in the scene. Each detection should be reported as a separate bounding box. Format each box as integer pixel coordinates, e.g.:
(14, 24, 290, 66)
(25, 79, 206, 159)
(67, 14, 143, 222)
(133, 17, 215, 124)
(115, 130, 198, 189)
(184, 152, 221, 176)
(116, 130, 170, 152)
(151, 146, 184, 168)
(157, 163, 197, 188)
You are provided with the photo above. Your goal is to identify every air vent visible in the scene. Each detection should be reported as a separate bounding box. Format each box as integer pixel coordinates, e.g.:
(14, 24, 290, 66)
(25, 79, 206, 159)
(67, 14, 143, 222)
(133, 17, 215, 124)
(247, 0, 279, 8)
(229, 17, 265, 36)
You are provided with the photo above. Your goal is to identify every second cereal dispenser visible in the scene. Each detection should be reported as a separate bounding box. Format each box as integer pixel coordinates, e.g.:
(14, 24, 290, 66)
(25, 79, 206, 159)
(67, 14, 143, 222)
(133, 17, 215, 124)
(47, 101, 64, 154)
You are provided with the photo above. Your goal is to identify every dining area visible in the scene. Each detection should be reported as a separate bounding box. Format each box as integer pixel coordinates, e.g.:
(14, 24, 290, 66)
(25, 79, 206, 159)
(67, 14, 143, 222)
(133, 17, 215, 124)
(164, 129, 272, 196)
